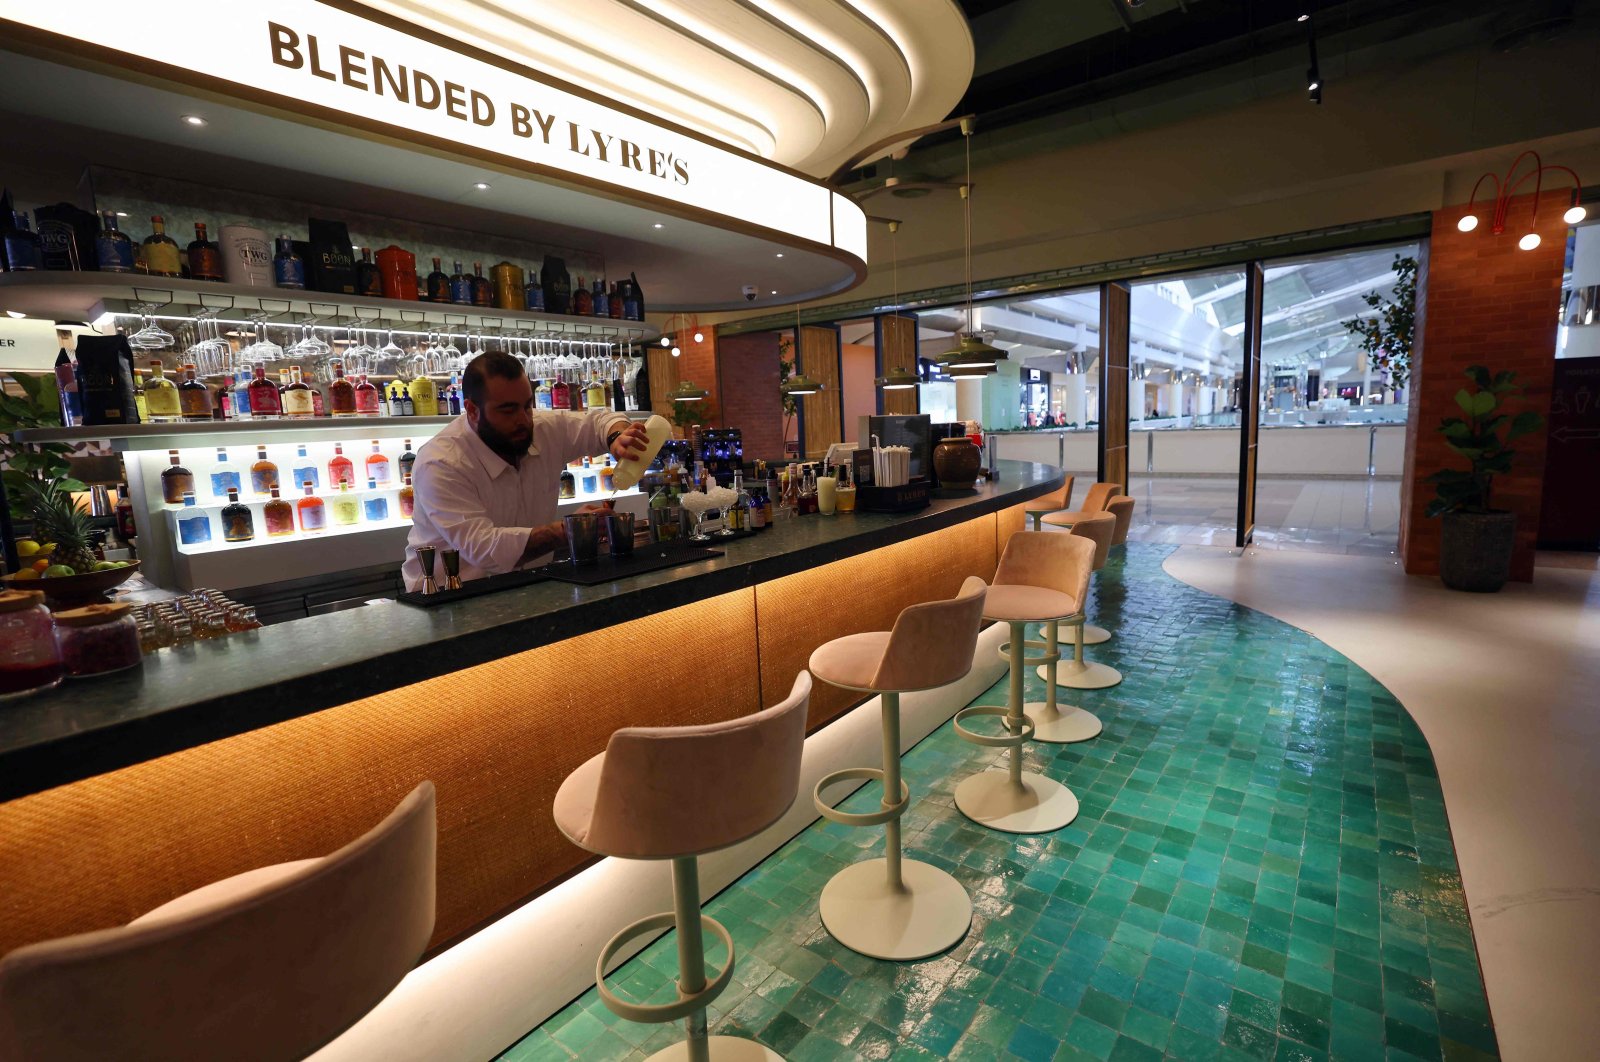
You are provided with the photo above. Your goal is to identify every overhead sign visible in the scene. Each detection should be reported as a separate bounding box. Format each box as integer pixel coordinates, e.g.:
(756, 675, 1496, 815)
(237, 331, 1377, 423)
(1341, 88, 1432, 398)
(0, 0, 867, 261)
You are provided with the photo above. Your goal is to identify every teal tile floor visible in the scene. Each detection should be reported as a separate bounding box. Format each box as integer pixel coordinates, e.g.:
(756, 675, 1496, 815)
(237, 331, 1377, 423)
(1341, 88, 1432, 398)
(502, 544, 1497, 1062)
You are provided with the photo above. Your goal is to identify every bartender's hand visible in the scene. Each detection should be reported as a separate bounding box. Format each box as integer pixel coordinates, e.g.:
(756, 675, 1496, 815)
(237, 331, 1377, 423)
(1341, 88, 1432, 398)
(609, 422, 650, 462)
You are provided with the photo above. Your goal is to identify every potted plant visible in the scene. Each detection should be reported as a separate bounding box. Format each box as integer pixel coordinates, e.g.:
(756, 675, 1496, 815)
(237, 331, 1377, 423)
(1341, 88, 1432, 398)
(1, 372, 84, 523)
(1426, 365, 1543, 592)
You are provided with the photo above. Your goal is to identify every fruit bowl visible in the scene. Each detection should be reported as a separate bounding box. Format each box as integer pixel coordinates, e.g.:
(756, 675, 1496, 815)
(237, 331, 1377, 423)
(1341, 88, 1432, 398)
(3, 561, 141, 606)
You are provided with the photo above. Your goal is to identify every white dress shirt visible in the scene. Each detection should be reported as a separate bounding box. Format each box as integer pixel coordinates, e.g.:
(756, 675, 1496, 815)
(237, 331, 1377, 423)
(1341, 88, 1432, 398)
(401, 408, 627, 590)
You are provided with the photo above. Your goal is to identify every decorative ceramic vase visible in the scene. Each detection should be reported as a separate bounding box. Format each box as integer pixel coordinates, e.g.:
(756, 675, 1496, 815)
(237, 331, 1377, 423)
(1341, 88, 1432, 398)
(933, 436, 980, 491)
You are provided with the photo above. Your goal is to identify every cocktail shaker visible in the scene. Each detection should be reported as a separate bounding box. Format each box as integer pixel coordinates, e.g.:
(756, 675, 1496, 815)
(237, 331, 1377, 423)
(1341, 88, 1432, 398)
(415, 545, 438, 595)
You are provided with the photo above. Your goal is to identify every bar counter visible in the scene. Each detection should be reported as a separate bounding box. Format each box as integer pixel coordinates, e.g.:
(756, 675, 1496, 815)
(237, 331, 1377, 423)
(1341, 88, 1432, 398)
(0, 461, 1060, 959)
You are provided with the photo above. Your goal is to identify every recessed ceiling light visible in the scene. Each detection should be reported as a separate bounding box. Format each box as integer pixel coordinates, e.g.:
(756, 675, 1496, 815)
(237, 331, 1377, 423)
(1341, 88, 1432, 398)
(770, 289, 777, 295)
(653, 223, 664, 229)
(473, 182, 491, 191)
(775, 253, 784, 258)
(6, 310, 26, 319)
(115, 211, 128, 217)
(181, 114, 207, 126)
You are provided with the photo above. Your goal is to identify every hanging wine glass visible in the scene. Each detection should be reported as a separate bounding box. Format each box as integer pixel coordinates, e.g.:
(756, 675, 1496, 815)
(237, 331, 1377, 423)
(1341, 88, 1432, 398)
(240, 314, 283, 364)
(128, 305, 175, 351)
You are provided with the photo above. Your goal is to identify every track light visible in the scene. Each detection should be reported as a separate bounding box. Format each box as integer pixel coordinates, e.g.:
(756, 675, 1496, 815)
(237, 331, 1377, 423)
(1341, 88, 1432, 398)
(1519, 233, 1541, 251)
(1565, 204, 1586, 225)
(1307, 68, 1322, 104)
(1457, 214, 1479, 232)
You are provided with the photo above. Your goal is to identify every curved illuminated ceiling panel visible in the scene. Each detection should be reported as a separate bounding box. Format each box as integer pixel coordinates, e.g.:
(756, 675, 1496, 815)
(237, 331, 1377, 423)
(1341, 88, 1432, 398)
(356, 0, 975, 177)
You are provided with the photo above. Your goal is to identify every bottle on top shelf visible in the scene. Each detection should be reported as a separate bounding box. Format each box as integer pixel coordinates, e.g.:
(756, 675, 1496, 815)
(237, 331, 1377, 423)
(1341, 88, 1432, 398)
(608, 280, 625, 320)
(144, 361, 182, 422)
(366, 441, 391, 485)
(281, 365, 315, 417)
(426, 256, 450, 303)
(572, 277, 592, 316)
(354, 373, 381, 416)
(247, 362, 281, 419)
(297, 481, 326, 533)
(178, 363, 211, 420)
(524, 270, 545, 311)
(250, 446, 279, 495)
(328, 360, 357, 417)
(140, 216, 182, 278)
(355, 247, 384, 297)
(160, 450, 193, 504)
(398, 472, 415, 518)
(363, 480, 389, 522)
(263, 486, 294, 537)
(328, 444, 355, 489)
(187, 223, 222, 281)
(221, 488, 254, 543)
(273, 236, 305, 289)
(591, 278, 609, 318)
(449, 260, 472, 305)
(2, 212, 42, 271)
(95, 212, 134, 273)
(471, 262, 492, 307)
(331, 482, 360, 526)
(209, 447, 240, 498)
(398, 440, 417, 481)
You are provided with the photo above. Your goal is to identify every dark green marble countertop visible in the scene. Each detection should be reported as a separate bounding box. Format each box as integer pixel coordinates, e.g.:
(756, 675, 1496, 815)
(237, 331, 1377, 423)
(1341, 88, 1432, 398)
(0, 460, 1062, 801)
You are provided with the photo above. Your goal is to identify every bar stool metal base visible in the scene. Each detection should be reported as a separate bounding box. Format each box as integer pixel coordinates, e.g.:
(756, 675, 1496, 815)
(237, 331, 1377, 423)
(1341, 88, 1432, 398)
(1081, 624, 1111, 645)
(644, 1036, 787, 1061)
(818, 858, 972, 961)
(1039, 660, 1123, 689)
(954, 769, 1078, 834)
(1027, 701, 1103, 743)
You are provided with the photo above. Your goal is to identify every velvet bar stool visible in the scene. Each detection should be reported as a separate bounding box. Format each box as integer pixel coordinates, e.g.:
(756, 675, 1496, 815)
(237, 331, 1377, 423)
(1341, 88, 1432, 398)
(1024, 474, 1074, 530)
(809, 577, 988, 961)
(0, 782, 437, 1062)
(1038, 512, 1123, 691)
(554, 672, 811, 1062)
(953, 532, 1096, 832)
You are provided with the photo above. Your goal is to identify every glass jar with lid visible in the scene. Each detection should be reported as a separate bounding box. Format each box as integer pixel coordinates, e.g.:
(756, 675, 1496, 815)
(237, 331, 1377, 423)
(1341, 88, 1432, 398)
(54, 602, 143, 678)
(0, 589, 65, 698)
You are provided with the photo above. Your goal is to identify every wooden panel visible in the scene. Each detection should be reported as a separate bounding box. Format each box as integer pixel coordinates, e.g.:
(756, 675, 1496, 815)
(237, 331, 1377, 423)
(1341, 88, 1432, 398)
(1099, 281, 1130, 490)
(995, 500, 1029, 560)
(1237, 262, 1264, 548)
(798, 324, 843, 460)
(0, 589, 760, 957)
(756, 516, 999, 730)
(876, 314, 919, 416)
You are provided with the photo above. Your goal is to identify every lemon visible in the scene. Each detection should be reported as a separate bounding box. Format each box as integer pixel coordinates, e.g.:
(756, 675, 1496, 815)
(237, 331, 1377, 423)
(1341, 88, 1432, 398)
(11, 568, 39, 580)
(15, 540, 40, 557)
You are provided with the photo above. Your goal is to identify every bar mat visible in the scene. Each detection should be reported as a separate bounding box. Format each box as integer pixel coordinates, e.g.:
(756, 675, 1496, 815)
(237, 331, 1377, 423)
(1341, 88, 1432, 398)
(396, 568, 549, 608)
(537, 544, 723, 586)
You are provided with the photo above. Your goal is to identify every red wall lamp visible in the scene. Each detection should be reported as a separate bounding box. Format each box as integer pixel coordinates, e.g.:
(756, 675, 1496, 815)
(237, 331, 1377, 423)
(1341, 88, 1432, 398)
(1458, 151, 1585, 250)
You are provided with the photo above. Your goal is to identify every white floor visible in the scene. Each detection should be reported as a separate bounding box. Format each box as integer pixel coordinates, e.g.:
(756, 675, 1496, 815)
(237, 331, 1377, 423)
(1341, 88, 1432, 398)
(1116, 475, 1402, 557)
(1162, 545, 1600, 1062)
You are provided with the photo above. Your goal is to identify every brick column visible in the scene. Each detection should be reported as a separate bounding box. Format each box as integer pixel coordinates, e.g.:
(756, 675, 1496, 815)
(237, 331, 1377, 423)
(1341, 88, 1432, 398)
(1400, 190, 1565, 581)
(717, 331, 786, 461)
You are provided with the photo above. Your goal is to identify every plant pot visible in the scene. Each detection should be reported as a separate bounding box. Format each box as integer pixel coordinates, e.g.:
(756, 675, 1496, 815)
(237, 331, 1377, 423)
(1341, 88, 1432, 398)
(933, 437, 980, 491)
(1439, 511, 1516, 593)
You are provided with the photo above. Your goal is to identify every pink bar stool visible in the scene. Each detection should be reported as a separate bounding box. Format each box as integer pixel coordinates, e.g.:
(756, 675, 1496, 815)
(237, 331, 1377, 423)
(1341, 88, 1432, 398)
(0, 782, 437, 1062)
(1038, 512, 1123, 691)
(554, 673, 811, 1062)
(953, 532, 1095, 832)
(1041, 487, 1125, 645)
(1024, 475, 1075, 531)
(808, 577, 988, 961)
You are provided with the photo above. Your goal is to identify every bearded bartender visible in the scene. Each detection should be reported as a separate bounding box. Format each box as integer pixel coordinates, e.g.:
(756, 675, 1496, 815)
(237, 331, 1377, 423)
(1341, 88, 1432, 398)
(401, 349, 648, 590)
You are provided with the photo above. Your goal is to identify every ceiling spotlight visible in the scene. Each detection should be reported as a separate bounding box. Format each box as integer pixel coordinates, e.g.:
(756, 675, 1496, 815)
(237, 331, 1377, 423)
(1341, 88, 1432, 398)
(1297, 12, 1310, 22)
(770, 289, 778, 295)
(652, 223, 664, 229)
(1457, 214, 1480, 232)
(693, 331, 704, 343)
(1519, 232, 1541, 251)
(180, 114, 207, 126)
(473, 182, 490, 191)
(6, 310, 26, 319)
(1564, 203, 1587, 225)
(670, 346, 681, 357)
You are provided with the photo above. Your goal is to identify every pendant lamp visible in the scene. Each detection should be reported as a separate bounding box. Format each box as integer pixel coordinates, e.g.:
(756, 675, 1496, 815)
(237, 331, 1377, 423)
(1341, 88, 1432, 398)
(875, 219, 922, 391)
(670, 379, 708, 402)
(781, 301, 822, 396)
(935, 118, 1005, 378)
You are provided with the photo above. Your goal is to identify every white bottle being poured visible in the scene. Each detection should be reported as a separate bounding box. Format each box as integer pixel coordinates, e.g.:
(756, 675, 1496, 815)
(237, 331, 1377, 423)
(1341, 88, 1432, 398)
(610, 414, 672, 490)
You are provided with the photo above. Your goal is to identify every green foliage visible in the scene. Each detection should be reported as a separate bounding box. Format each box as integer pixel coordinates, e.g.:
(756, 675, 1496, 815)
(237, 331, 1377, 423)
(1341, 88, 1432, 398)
(1, 373, 86, 521)
(666, 396, 717, 433)
(777, 334, 799, 445)
(1424, 365, 1543, 517)
(1342, 254, 1417, 391)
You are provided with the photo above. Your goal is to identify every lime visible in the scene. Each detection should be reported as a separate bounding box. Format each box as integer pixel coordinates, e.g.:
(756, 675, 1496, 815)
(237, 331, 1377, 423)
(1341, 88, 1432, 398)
(42, 564, 76, 578)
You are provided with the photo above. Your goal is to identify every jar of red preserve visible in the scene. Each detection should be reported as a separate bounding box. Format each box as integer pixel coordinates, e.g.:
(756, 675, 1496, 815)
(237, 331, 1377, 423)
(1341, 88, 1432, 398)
(0, 589, 64, 698)
(54, 602, 143, 679)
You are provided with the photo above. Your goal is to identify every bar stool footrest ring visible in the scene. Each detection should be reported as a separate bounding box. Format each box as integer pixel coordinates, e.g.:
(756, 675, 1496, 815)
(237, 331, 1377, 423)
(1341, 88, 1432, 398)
(596, 911, 736, 1025)
(953, 705, 1036, 749)
(999, 640, 1061, 668)
(814, 767, 910, 828)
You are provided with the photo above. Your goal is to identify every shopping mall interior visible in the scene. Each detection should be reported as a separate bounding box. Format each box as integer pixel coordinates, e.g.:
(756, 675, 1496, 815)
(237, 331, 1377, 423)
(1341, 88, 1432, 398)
(0, 2, 1595, 1062)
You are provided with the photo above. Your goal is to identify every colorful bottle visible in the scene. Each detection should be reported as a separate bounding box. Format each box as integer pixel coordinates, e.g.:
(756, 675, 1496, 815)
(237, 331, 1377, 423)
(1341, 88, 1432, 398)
(1, 211, 41, 271)
(558, 467, 575, 500)
(449, 260, 472, 305)
(355, 246, 384, 297)
(400, 381, 415, 417)
(363, 480, 389, 522)
(328, 443, 355, 489)
(609, 280, 624, 319)
(209, 447, 240, 498)
(303, 366, 326, 417)
(221, 487, 255, 542)
(291, 444, 320, 490)
(447, 372, 463, 416)
(399, 473, 415, 518)
(331, 482, 360, 526)
(572, 277, 593, 316)
(263, 486, 295, 537)
(213, 378, 232, 421)
(580, 458, 597, 494)
(408, 373, 437, 417)
(273, 235, 304, 289)
(95, 211, 134, 273)
(132, 370, 148, 422)
(140, 216, 182, 277)
(551, 370, 571, 411)
(524, 269, 545, 311)
(297, 481, 326, 533)
(354, 373, 381, 416)
(328, 360, 357, 417)
(436, 388, 449, 416)
(535, 376, 553, 410)
(471, 262, 492, 306)
(398, 439, 417, 481)
(591, 278, 609, 318)
(177, 504, 212, 545)
(187, 222, 222, 280)
(250, 445, 279, 495)
(365, 441, 391, 485)
(178, 363, 212, 420)
(247, 362, 282, 419)
(425, 256, 450, 302)
(232, 369, 253, 419)
(585, 373, 606, 410)
(281, 365, 315, 417)
(143, 361, 182, 422)
(160, 450, 194, 504)
(600, 458, 615, 493)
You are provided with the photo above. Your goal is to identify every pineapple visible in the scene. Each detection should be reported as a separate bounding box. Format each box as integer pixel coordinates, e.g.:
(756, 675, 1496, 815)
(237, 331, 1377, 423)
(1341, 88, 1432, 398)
(22, 480, 98, 575)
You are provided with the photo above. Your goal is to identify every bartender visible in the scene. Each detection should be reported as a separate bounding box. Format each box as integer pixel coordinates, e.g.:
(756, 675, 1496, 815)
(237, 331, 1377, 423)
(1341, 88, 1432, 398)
(401, 349, 648, 590)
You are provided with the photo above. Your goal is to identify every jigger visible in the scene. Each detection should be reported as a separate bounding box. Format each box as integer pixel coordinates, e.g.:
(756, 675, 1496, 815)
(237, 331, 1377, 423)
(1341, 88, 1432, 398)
(416, 545, 438, 595)
(441, 549, 462, 590)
